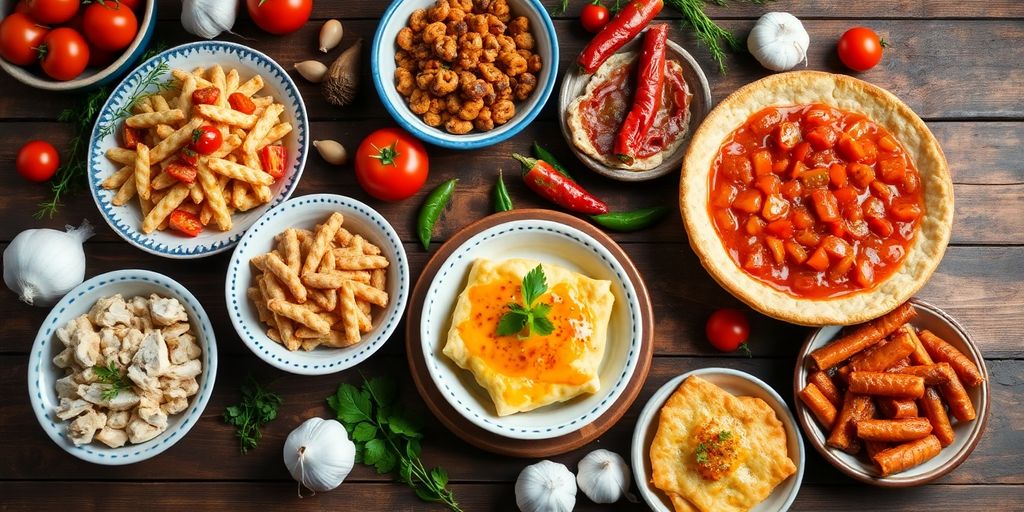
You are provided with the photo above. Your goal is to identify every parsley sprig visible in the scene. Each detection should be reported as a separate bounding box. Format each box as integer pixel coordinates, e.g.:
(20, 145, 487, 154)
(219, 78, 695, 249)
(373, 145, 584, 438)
(496, 265, 554, 338)
(92, 361, 131, 400)
(223, 376, 283, 454)
(327, 377, 461, 512)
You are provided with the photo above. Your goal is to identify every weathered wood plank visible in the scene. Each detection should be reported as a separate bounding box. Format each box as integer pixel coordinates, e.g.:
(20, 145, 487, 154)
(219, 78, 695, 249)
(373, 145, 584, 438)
(1, 355, 1019, 485)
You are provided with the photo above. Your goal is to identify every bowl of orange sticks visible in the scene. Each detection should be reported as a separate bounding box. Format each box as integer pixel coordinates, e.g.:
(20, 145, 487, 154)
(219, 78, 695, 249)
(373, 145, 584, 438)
(793, 298, 989, 486)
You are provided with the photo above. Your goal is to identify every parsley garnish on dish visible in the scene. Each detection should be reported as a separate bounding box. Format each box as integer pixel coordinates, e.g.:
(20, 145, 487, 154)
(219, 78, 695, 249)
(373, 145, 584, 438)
(496, 264, 555, 339)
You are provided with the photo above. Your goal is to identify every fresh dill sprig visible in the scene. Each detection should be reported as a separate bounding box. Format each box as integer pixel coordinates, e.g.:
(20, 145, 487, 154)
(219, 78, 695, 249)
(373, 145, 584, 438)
(92, 360, 131, 401)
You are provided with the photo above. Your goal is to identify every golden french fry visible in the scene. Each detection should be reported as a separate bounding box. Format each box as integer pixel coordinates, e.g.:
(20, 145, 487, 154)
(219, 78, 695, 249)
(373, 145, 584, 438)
(177, 202, 200, 215)
(301, 272, 349, 289)
(211, 65, 227, 107)
(268, 299, 331, 335)
(139, 194, 153, 218)
(243, 103, 284, 155)
(178, 73, 197, 117)
(252, 96, 274, 106)
(234, 186, 263, 211)
(338, 283, 361, 345)
(195, 104, 257, 129)
(196, 161, 232, 231)
(309, 289, 334, 311)
(208, 157, 274, 186)
(360, 237, 382, 256)
(106, 147, 136, 165)
(210, 134, 242, 159)
(258, 123, 293, 149)
(133, 96, 153, 114)
(150, 118, 204, 164)
(134, 143, 151, 201)
(155, 124, 175, 140)
(248, 287, 273, 323)
(173, 68, 211, 89)
(267, 328, 281, 343)
(225, 68, 239, 94)
(126, 109, 185, 128)
(152, 94, 170, 112)
(231, 180, 248, 208)
(235, 74, 264, 96)
(302, 212, 344, 276)
(335, 255, 390, 270)
(260, 274, 299, 351)
(189, 181, 204, 204)
(142, 183, 190, 233)
(280, 228, 301, 274)
(101, 165, 133, 190)
(347, 281, 389, 307)
(371, 269, 386, 290)
(334, 227, 353, 246)
(251, 253, 307, 303)
(151, 170, 178, 191)
(356, 305, 372, 333)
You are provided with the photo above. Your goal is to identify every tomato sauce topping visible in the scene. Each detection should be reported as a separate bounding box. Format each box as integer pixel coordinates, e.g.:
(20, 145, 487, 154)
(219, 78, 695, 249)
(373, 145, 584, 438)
(708, 104, 925, 298)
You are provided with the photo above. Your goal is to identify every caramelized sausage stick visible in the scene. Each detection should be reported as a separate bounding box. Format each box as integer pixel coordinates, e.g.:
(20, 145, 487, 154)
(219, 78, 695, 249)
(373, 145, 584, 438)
(810, 302, 917, 370)
(918, 330, 984, 387)
(897, 364, 952, 385)
(848, 371, 925, 399)
(864, 440, 889, 459)
(918, 386, 956, 447)
(799, 383, 838, 428)
(876, 397, 919, 419)
(809, 371, 842, 406)
(850, 332, 915, 373)
(904, 326, 934, 365)
(827, 393, 874, 454)
(873, 435, 942, 477)
(936, 364, 976, 422)
(856, 418, 933, 442)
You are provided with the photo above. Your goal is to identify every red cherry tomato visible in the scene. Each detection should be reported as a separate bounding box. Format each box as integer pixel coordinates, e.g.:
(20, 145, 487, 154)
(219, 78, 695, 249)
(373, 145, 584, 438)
(169, 209, 203, 237)
(580, 2, 610, 34)
(82, 1, 138, 52)
(189, 125, 222, 155)
(14, 1, 31, 15)
(705, 308, 751, 353)
(258, 144, 288, 179)
(16, 140, 60, 182)
(837, 27, 886, 72)
(191, 86, 220, 105)
(38, 28, 89, 81)
(26, 0, 80, 25)
(354, 128, 429, 202)
(246, 0, 312, 35)
(228, 92, 256, 114)
(0, 13, 49, 66)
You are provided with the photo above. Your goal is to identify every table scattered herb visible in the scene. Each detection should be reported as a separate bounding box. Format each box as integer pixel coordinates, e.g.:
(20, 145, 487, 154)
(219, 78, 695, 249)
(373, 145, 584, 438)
(223, 376, 283, 454)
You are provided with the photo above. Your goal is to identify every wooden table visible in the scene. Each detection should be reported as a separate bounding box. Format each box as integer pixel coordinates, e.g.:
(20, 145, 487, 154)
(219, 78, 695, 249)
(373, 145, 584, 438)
(2, 1, 1022, 509)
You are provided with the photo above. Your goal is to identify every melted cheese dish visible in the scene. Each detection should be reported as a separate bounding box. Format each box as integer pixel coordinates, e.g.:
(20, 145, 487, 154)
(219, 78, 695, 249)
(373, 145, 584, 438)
(442, 258, 614, 416)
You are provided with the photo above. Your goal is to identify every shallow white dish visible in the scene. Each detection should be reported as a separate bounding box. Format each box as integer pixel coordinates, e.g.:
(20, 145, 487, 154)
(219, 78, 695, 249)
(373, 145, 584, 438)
(225, 194, 409, 375)
(27, 269, 218, 465)
(632, 368, 805, 512)
(88, 41, 308, 258)
(420, 218, 644, 440)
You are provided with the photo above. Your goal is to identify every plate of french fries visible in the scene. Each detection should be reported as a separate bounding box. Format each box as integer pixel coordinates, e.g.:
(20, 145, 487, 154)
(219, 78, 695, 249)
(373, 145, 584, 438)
(88, 41, 308, 258)
(225, 194, 409, 375)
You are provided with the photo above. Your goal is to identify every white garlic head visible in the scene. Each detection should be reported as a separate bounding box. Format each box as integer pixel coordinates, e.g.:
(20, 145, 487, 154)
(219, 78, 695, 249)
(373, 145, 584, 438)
(515, 460, 577, 512)
(283, 417, 355, 496)
(576, 449, 633, 504)
(747, 12, 810, 72)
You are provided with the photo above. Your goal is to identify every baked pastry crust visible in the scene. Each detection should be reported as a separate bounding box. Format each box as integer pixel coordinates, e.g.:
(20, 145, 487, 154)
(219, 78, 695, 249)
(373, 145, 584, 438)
(679, 71, 953, 326)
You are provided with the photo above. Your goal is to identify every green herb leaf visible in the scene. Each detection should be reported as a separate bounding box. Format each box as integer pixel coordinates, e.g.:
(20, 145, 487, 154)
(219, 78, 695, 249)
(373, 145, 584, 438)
(92, 361, 131, 400)
(222, 376, 282, 454)
(496, 311, 528, 336)
(718, 430, 732, 442)
(333, 383, 374, 424)
(365, 376, 399, 407)
(532, 315, 555, 337)
(353, 422, 378, 442)
(431, 467, 449, 489)
(388, 414, 422, 439)
(364, 438, 386, 466)
(521, 264, 547, 306)
(696, 442, 709, 464)
(495, 265, 556, 339)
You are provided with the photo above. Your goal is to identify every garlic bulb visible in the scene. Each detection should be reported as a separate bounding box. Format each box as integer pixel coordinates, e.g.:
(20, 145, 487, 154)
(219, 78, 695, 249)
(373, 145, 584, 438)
(181, 0, 238, 39)
(3, 220, 93, 306)
(283, 418, 355, 496)
(747, 12, 810, 72)
(515, 460, 576, 512)
(313, 140, 349, 165)
(576, 449, 635, 504)
(294, 60, 328, 84)
(319, 20, 344, 53)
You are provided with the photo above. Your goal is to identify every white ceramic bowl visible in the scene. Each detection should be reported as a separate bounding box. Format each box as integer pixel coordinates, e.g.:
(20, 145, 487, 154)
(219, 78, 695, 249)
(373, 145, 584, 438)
(27, 270, 218, 465)
(0, 0, 157, 91)
(225, 194, 409, 375)
(88, 41, 308, 258)
(632, 368, 805, 512)
(371, 0, 559, 149)
(420, 218, 645, 439)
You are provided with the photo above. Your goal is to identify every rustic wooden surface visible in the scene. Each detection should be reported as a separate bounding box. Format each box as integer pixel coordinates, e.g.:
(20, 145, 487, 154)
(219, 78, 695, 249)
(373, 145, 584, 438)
(1, 1, 1022, 510)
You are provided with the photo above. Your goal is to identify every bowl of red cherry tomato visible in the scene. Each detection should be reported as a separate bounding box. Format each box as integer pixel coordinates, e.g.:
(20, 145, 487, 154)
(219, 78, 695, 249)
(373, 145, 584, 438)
(0, 0, 156, 91)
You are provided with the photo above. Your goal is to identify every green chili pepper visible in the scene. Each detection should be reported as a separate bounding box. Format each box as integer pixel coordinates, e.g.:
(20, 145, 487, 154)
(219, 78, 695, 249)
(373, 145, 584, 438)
(493, 170, 513, 213)
(591, 206, 670, 232)
(532, 142, 573, 180)
(417, 178, 458, 250)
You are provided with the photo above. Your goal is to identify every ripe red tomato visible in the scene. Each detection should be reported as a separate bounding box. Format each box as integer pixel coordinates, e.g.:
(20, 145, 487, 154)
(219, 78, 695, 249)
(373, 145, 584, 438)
(117, 0, 142, 11)
(16, 140, 60, 182)
(26, 0, 80, 25)
(38, 28, 89, 81)
(0, 13, 49, 66)
(580, 2, 610, 34)
(169, 209, 203, 237)
(354, 128, 429, 202)
(14, 1, 31, 15)
(82, 1, 138, 51)
(705, 308, 751, 353)
(837, 27, 886, 72)
(189, 125, 222, 155)
(88, 47, 119, 68)
(246, 0, 312, 35)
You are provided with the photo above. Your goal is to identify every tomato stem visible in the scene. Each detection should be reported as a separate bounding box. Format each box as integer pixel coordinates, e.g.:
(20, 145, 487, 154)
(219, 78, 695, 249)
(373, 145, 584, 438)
(879, 38, 889, 48)
(369, 141, 400, 167)
(740, 343, 752, 358)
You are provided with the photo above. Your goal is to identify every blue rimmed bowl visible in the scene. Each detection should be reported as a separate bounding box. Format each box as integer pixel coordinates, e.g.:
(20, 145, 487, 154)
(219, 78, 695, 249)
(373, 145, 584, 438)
(28, 270, 218, 465)
(225, 194, 410, 376)
(0, 0, 157, 91)
(371, 0, 558, 150)
(88, 41, 308, 259)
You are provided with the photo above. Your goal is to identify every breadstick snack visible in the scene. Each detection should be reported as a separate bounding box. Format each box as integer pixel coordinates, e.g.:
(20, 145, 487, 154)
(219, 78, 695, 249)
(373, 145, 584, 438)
(247, 212, 391, 351)
(101, 65, 291, 237)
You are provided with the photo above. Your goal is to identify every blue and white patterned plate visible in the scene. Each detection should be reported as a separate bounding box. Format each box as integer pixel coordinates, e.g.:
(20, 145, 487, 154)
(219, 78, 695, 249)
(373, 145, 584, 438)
(420, 219, 644, 440)
(27, 270, 218, 465)
(88, 41, 308, 258)
(225, 194, 409, 375)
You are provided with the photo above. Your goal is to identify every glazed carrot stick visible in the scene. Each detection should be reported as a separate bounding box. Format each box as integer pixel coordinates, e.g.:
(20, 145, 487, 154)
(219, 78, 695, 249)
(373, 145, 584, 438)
(897, 364, 952, 385)
(936, 364, 976, 421)
(856, 417, 933, 442)
(809, 371, 842, 406)
(849, 331, 916, 373)
(904, 326, 934, 365)
(800, 383, 838, 428)
(810, 302, 917, 370)
(848, 371, 925, 399)
(876, 397, 919, 419)
(918, 386, 955, 447)
(873, 435, 942, 476)
(865, 440, 890, 459)
(827, 392, 874, 454)
(918, 330, 984, 387)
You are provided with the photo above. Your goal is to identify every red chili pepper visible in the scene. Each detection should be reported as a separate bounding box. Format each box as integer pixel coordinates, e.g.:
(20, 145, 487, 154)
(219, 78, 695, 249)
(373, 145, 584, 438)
(577, 0, 664, 73)
(615, 23, 668, 165)
(513, 154, 608, 215)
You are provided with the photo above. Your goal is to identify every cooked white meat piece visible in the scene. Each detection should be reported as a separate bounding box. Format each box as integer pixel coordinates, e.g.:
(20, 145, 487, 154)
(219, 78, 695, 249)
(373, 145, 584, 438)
(53, 347, 74, 369)
(149, 295, 188, 326)
(118, 328, 145, 366)
(68, 410, 107, 446)
(129, 295, 150, 317)
(132, 330, 170, 376)
(162, 322, 190, 339)
(106, 410, 129, 429)
(99, 328, 122, 364)
(74, 366, 100, 385)
(88, 294, 132, 327)
(126, 417, 165, 443)
(55, 320, 76, 347)
(55, 374, 79, 399)
(138, 395, 168, 428)
(130, 313, 153, 332)
(95, 427, 128, 448)
(165, 332, 201, 365)
(127, 364, 160, 393)
(78, 383, 140, 411)
(163, 359, 202, 380)
(162, 397, 189, 415)
(71, 316, 101, 368)
(180, 376, 199, 397)
(55, 398, 93, 420)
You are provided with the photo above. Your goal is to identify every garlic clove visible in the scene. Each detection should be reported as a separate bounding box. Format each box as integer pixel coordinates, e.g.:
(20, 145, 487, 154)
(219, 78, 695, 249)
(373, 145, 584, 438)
(294, 60, 329, 84)
(313, 140, 349, 165)
(322, 39, 363, 107)
(576, 449, 635, 504)
(515, 460, 576, 512)
(319, 19, 344, 53)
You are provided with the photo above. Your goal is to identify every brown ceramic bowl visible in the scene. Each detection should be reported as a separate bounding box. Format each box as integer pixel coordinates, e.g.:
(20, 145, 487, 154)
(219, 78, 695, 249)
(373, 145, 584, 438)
(793, 298, 990, 486)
